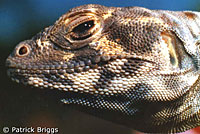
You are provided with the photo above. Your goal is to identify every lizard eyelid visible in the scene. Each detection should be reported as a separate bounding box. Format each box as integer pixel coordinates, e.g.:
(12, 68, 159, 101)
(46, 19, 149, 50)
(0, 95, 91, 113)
(60, 14, 103, 49)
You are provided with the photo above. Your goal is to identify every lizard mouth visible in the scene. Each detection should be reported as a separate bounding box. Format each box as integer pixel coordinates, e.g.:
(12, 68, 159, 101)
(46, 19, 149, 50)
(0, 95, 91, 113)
(6, 54, 114, 71)
(5, 54, 117, 85)
(6, 54, 154, 76)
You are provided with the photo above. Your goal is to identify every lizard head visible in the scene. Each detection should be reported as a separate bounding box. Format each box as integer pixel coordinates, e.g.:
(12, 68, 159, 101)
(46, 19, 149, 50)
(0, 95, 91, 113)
(6, 4, 200, 133)
(6, 4, 116, 91)
(6, 4, 197, 98)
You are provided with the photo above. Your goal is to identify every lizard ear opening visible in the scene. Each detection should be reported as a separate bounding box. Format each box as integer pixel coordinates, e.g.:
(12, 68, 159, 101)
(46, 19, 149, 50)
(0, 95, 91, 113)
(161, 31, 195, 70)
(161, 31, 180, 67)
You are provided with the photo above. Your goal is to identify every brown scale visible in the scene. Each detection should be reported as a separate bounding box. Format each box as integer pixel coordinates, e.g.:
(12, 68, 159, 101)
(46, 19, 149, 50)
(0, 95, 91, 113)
(6, 4, 200, 133)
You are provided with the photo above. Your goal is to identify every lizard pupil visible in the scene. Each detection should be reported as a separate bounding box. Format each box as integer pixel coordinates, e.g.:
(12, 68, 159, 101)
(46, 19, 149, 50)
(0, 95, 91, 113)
(73, 20, 94, 34)
(71, 20, 94, 40)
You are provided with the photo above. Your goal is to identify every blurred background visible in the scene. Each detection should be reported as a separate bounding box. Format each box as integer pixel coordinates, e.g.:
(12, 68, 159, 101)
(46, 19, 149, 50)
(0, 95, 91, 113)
(1, 0, 200, 134)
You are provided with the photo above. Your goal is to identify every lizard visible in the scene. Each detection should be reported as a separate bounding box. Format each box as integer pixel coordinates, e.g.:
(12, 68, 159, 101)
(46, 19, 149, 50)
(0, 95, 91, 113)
(5, 4, 200, 133)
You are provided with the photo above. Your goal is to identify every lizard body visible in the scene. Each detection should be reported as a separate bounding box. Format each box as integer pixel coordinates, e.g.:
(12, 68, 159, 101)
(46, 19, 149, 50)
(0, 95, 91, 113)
(6, 4, 200, 133)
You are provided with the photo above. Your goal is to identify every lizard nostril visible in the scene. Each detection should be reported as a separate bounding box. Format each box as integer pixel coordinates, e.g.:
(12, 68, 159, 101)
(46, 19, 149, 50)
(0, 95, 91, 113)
(16, 44, 30, 57)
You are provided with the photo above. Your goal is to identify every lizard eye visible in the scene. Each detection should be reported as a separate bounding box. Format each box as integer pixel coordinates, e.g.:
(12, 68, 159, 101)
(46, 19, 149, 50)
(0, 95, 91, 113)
(54, 14, 103, 49)
(70, 20, 95, 40)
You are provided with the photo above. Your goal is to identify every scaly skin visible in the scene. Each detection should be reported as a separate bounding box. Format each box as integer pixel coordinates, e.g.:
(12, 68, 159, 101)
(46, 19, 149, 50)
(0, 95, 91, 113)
(6, 4, 200, 133)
